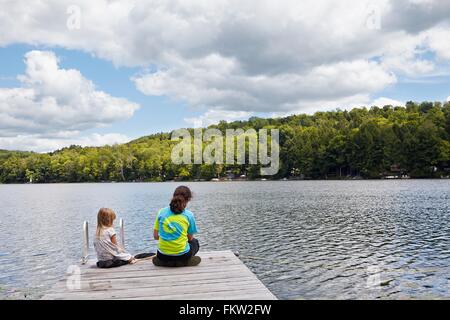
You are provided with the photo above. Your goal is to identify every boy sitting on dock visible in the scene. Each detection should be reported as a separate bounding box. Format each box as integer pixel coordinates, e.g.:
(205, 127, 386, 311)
(152, 186, 201, 267)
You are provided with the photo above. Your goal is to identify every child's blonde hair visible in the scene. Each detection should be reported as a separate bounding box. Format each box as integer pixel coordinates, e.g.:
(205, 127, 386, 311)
(96, 208, 116, 237)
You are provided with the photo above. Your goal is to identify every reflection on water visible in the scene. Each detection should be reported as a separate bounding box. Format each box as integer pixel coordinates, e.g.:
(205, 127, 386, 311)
(0, 180, 449, 299)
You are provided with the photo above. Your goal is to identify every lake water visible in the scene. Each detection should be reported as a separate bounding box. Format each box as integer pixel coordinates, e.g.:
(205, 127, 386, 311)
(0, 180, 449, 300)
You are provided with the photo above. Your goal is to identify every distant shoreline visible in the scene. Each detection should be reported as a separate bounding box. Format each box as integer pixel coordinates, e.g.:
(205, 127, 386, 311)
(1, 177, 448, 185)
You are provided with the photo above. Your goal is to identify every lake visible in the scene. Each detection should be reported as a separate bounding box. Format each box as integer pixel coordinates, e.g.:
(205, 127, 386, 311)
(0, 180, 449, 299)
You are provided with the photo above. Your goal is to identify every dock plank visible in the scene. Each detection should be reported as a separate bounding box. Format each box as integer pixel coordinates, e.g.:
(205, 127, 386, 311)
(42, 250, 276, 300)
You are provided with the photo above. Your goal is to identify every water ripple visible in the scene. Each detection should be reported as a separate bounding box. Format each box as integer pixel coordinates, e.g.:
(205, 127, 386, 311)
(0, 180, 449, 299)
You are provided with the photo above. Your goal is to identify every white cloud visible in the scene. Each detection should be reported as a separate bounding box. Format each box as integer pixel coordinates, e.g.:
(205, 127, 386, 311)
(184, 110, 253, 128)
(134, 56, 396, 113)
(0, 50, 139, 151)
(370, 97, 405, 107)
(379, 32, 436, 76)
(425, 27, 450, 61)
(269, 95, 406, 118)
(0, 133, 130, 153)
(0, 50, 139, 137)
(125, 0, 447, 115)
(1, 0, 450, 146)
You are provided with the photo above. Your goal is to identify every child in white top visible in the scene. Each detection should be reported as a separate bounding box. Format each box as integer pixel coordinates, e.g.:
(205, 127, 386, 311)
(94, 208, 136, 267)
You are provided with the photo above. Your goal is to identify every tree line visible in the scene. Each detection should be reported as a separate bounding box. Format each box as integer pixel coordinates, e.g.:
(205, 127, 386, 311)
(1, 101, 449, 183)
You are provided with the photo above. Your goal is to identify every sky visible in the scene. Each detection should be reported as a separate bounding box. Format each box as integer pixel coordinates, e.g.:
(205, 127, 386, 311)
(0, 0, 450, 152)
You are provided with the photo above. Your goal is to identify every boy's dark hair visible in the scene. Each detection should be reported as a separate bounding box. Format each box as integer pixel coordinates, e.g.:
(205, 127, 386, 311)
(170, 186, 192, 214)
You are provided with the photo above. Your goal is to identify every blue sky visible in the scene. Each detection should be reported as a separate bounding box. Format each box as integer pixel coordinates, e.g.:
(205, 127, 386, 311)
(1, 44, 448, 137)
(0, 44, 196, 139)
(377, 75, 450, 103)
(0, 1, 450, 152)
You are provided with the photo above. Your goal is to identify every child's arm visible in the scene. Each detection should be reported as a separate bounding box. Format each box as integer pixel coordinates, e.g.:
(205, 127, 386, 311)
(187, 213, 198, 242)
(153, 211, 160, 240)
(111, 234, 118, 245)
(110, 233, 126, 252)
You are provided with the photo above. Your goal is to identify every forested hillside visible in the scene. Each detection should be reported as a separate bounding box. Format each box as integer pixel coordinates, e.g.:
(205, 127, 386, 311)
(1, 101, 449, 183)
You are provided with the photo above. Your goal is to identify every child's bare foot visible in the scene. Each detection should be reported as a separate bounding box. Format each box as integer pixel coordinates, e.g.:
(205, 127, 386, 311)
(129, 258, 137, 264)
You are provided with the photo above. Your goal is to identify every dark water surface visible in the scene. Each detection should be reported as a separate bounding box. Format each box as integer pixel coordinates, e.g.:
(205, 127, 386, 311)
(0, 180, 449, 299)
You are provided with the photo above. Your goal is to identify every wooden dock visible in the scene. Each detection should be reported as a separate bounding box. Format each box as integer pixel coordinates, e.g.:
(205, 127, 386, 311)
(41, 250, 277, 300)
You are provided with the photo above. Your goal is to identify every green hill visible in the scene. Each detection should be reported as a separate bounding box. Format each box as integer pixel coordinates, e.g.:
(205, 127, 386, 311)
(1, 101, 449, 183)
